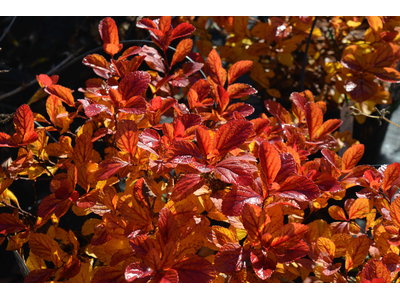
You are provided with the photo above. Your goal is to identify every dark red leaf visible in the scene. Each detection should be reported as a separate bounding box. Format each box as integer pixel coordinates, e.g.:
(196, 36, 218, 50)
(222, 185, 263, 216)
(214, 156, 257, 186)
(118, 71, 151, 99)
(215, 243, 246, 273)
(171, 174, 205, 202)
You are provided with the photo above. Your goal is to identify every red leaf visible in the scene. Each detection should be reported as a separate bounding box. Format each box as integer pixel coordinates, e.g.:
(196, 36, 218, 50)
(82, 54, 112, 78)
(250, 249, 276, 280)
(140, 128, 161, 148)
(214, 119, 253, 157)
(372, 67, 400, 83)
(172, 255, 215, 283)
(157, 207, 180, 245)
(227, 83, 257, 99)
(214, 156, 257, 186)
(121, 96, 148, 114)
(382, 253, 400, 273)
(24, 269, 55, 283)
(191, 79, 211, 100)
(275, 175, 320, 203)
(124, 262, 156, 282)
(215, 243, 246, 273)
(225, 102, 255, 118)
(171, 22, 196, 41)
(342, 144, 365, 172)
(344, 74, 378, 102)
(159, 269, 179, 283)
(242, 203, 270, 243)
(36, 74, 58, 87)
(164, 140, 202, 163)
(118, 71, 151, 99)
(0, 213, 27, 234)
(259, 142, 281, 188)
(116, 119, 139, 155)
(205, 49, 226, 86)
(222, 185, 263, 216)
(361, 259, 391, 283)
(0, 132, 17, 147)
(99, 17, 122, 56)
(171, 38, 193, 67)
(84, 104, 112, 118)
(228, 60, 253, 85)
(45, 85, 75, 107)
(264, 100, 292, 124)
(95, 157, 129, 181)
(13, 104, 38, 145)
(171, 174, 205, 202)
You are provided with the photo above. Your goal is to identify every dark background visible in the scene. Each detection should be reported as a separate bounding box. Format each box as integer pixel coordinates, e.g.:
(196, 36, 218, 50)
(0, 16, 398, 282)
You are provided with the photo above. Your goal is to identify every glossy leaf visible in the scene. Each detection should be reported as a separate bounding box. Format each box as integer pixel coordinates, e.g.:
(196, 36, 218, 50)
(227, 83, 257, 99)
(222, 185, 263, 216)
(250, 249, 276, 280)
(382, 162, 400, 192)
(348, 198, 370, 220)
(242, 203, 271, 243)
(390, 196, 400, 229)
(275, 175, 320, 203)
(214, 156, 257, 186)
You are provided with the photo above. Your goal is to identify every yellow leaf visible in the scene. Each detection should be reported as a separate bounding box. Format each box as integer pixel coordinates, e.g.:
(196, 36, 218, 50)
(26, 252, 47, 271)
(68, 260, 94, 283)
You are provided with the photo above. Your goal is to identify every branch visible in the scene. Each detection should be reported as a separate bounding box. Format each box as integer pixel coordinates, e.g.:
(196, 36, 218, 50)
(351, 106, 400, 129)
(0, 47, 84, 102)
(0, 16, 16, 44)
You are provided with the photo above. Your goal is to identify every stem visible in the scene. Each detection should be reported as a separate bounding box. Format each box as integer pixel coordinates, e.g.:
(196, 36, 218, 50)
(300, 16, 318, 92)
(0, 16, 16, 44)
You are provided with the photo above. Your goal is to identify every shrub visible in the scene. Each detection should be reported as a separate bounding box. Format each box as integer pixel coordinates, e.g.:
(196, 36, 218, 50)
(1, 16, 400, 283)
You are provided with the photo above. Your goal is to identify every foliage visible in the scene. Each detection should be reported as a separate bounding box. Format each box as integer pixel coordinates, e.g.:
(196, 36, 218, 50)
(1, 16, 400, 283)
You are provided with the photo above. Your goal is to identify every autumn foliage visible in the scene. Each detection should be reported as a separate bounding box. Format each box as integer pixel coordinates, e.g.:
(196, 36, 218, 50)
(1, 16, 400, 283)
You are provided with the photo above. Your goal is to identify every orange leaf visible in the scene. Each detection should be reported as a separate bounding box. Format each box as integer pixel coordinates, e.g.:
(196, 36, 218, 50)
(328, 206, 348, 221)
(29, 233, 66, 264)
(361, 259, 391, 283)
(171, 38, 193, 67)
(14, 104, 35, 139)
(259, 142, 281, 188)
(270, 223, 308, 249)
(305, 102, 323, 141)
(348, 198, 370, 220)
(314, 119, 342, 141)
(342, 144, 364, 172)
(390, 196, 400, 228)
(316, 237, 335, 261)
(367, 16, 383, 33)
(73, 133, 93, 167)
(227, 83, 257, 99)
(382, 162, 400, 192)
(205, 49, 226, 86)
(228, 60, 253, 85)
(345, 235, 370, 272)
(116, 119, 139, 155)
(99, 17, 122, 56)
(242, 203, 270, 244)
(195, 126, 212, 157)
(45, 85, 75, 107)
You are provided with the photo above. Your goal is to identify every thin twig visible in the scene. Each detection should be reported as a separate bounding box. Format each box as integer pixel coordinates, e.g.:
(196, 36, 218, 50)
(0, 48, 83, 102)
(300, 16, 318, 92)
(351, 106, 400, 129)
(0, 16, 16, 44)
